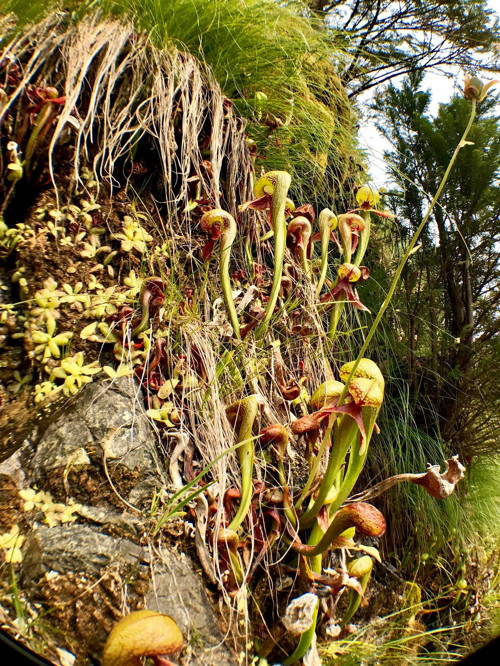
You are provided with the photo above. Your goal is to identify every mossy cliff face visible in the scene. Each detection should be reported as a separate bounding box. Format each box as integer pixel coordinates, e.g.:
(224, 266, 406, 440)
(2, 0, 360, 208)
(0, 378, 237, 665)
(0, 6, 376, 666)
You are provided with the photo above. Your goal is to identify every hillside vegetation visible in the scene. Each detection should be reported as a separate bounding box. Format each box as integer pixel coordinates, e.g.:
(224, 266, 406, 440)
(0, 2, 498, 665)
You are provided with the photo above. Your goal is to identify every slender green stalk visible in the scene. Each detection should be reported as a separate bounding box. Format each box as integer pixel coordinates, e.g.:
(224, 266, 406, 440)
(316, 208, 336, 296)
(228, 395, 260, 531)
(327, 407, 378, 515)
(285, 97, 478, 665)
(219, 215, 241, 340)
(294, 421, 333, 510)
(336, 99, 477, 403)
(227, 548, 244, 584)
(353, 212, 371, 266)
(276, 460, 297, 528)
(298, 415, 360, 527)
(255, 171, 292, 340)
(308, 522, 325, 573)
(327, 296, 343, 340)
(201, 209, 241, 339)
(297, 234, 311, 278)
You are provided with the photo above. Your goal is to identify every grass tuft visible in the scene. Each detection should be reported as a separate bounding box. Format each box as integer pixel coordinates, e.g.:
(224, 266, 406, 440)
(3, 0, 359, 207)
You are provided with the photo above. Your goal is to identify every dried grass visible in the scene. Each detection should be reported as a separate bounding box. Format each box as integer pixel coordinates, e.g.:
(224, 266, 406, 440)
(1, 12, 253, 219)
(0, 7, 354, 652)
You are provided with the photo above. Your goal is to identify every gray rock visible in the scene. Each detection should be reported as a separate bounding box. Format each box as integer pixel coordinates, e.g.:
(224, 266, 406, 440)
(127, 476, 162, 507)
(5, 377, 236, 665)
(30, 377, 162, 480)
(0, 440, 29, 487)
(145, 549, 238, 665)
(74, 503, 142, 537)
(21, 524, 147, 583)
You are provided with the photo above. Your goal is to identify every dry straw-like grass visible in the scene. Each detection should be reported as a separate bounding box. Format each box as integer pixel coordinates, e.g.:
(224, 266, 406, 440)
(1, 11, 252, 219)
(0, 9, 338, 591)
(0, 12, 376, 664)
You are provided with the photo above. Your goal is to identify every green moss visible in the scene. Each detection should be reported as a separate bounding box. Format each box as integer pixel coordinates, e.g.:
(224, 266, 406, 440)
(3, 0, 359, 206)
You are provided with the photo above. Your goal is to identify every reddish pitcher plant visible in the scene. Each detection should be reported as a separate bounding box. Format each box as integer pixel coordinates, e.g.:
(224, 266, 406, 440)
(321, 262, 370, 312)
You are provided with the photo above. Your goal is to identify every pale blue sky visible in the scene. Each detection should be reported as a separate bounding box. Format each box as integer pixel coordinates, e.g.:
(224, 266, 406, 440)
(358, 72, 459, 186)
(359, 0, 499, 186)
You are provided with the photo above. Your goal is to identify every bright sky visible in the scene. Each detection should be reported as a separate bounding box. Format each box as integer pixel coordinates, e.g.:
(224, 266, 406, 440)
(358, 72, 459, 186)
(359, 0, 499, 187)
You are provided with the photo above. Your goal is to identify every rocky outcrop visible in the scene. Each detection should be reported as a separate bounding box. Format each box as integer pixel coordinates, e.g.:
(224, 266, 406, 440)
(0, 378, 237, 665)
